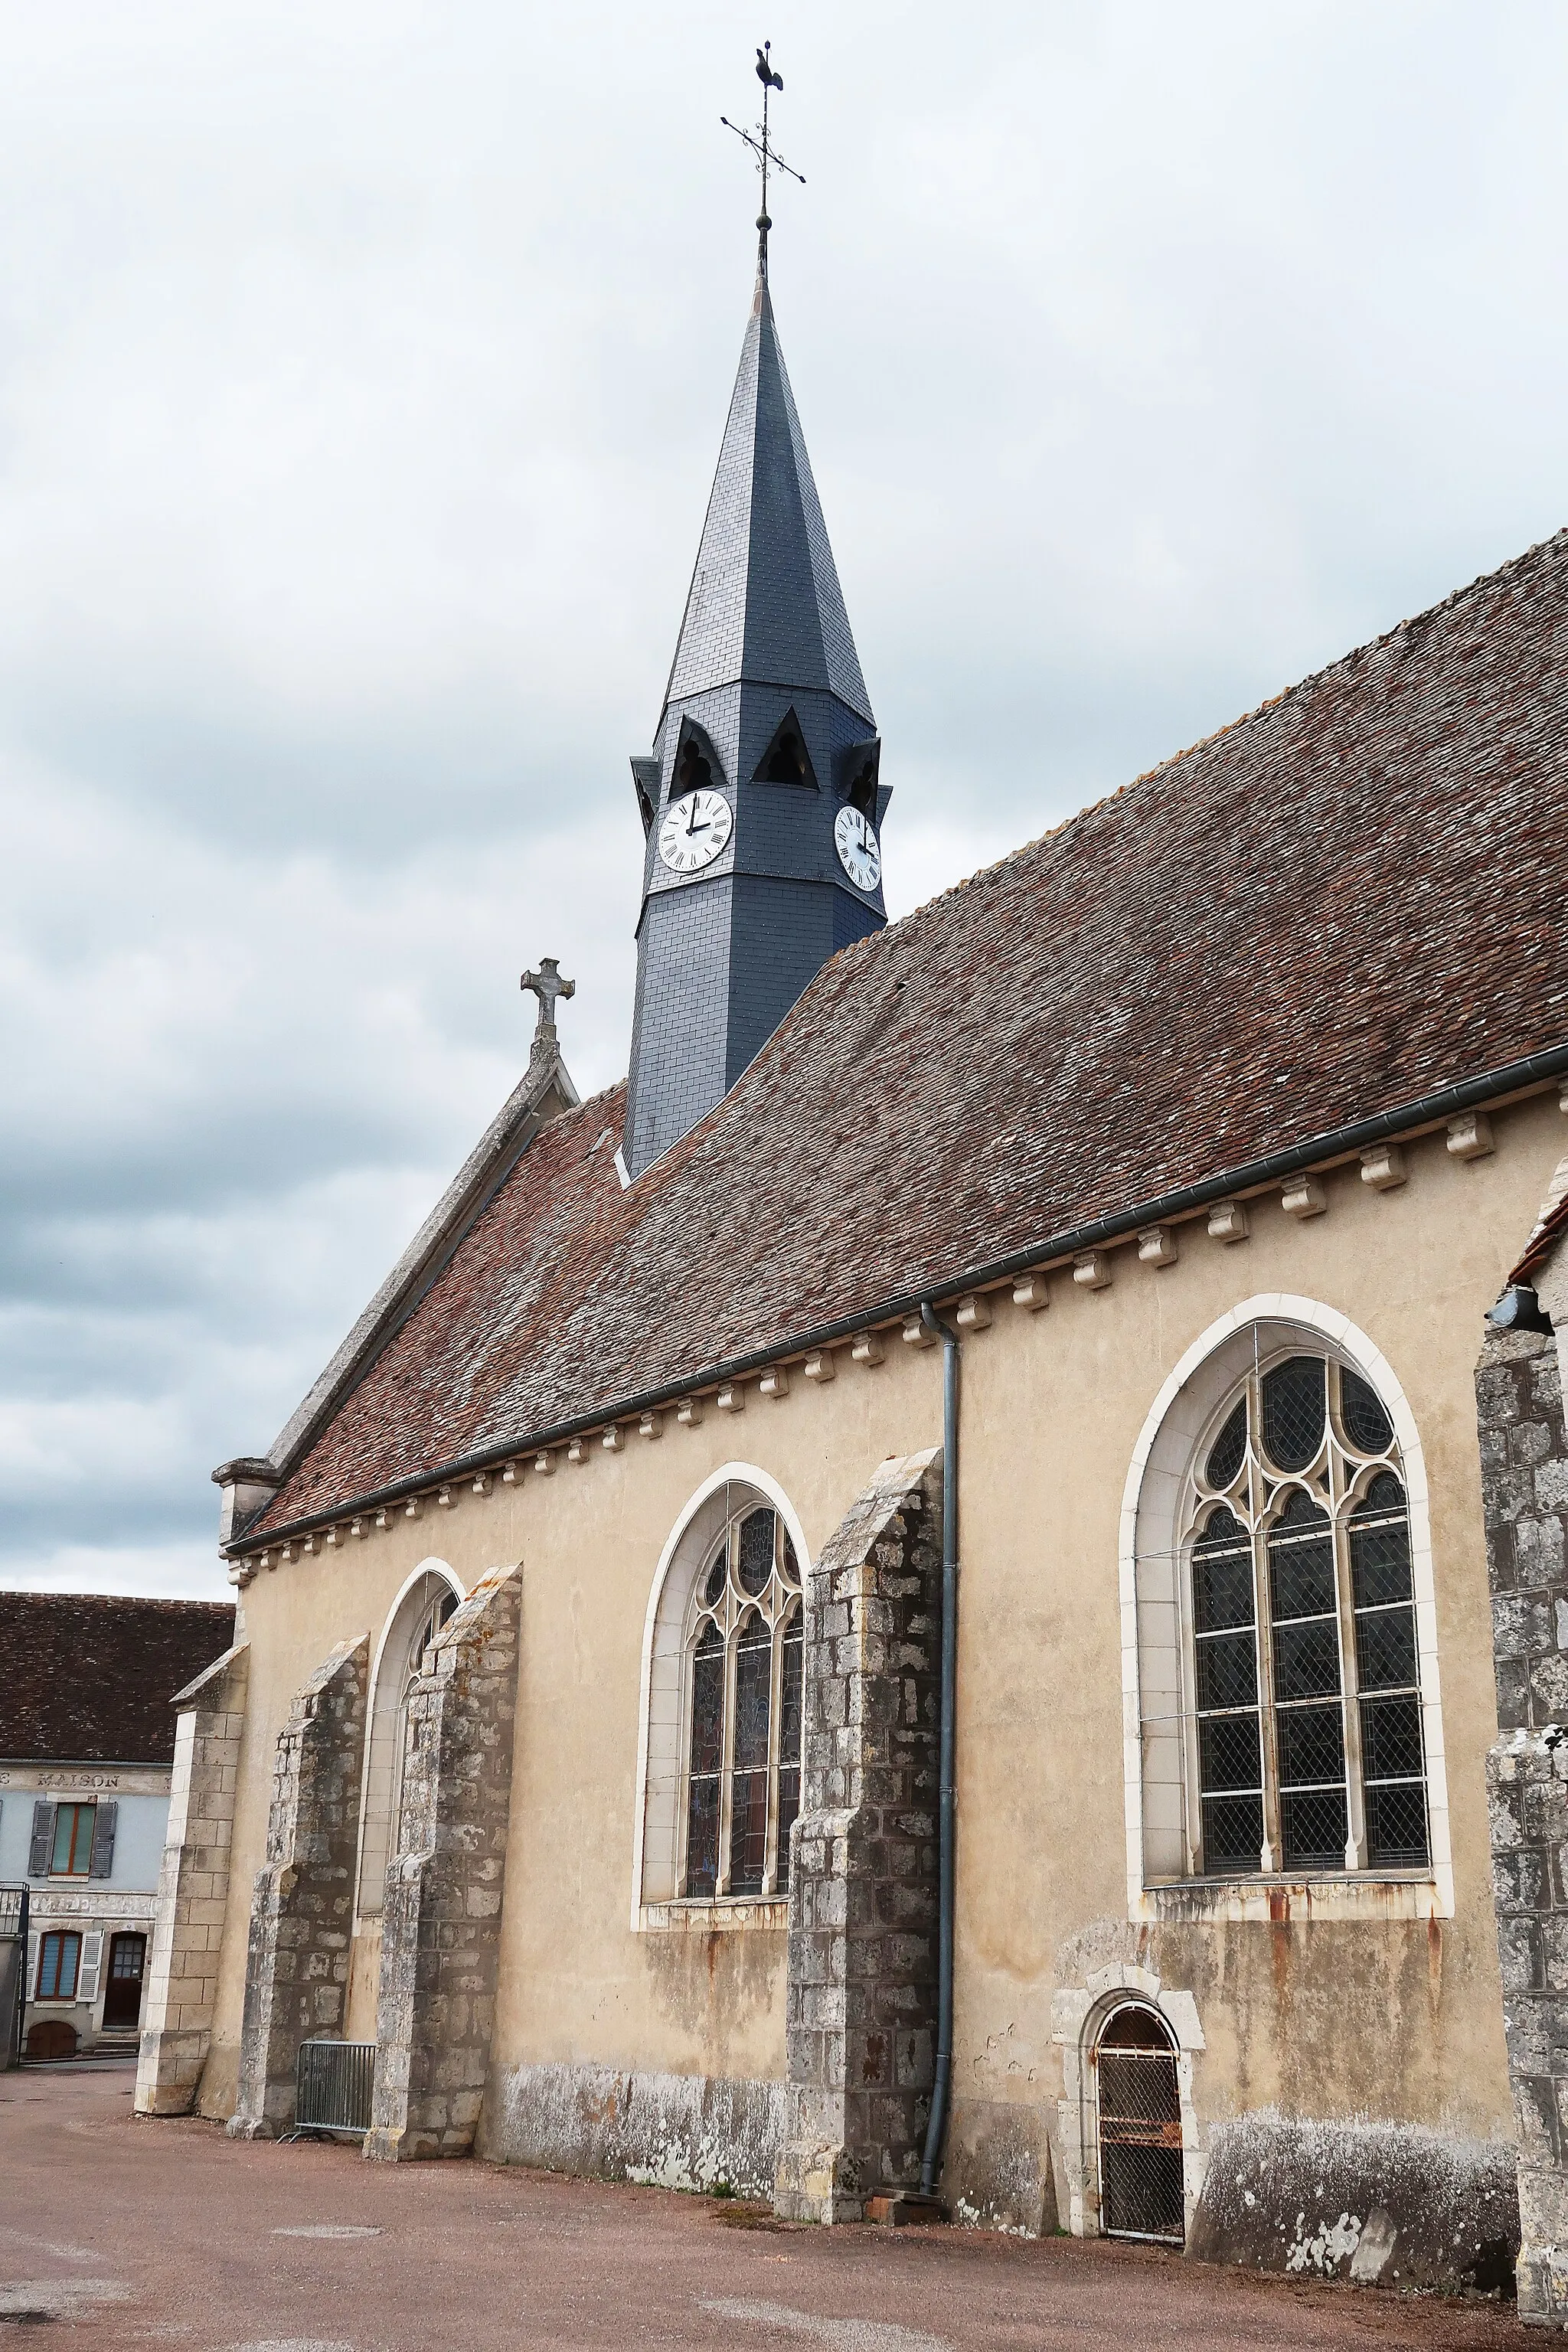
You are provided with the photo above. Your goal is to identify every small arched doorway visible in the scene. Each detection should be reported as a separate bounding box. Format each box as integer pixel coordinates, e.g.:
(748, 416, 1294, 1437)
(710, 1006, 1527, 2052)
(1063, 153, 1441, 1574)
(1094, 2004, 1184, 2245)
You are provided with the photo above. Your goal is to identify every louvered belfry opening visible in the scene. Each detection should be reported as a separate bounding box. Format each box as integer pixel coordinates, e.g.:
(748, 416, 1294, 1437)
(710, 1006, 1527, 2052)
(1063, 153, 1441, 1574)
(1095, 2006, 1185, 2245)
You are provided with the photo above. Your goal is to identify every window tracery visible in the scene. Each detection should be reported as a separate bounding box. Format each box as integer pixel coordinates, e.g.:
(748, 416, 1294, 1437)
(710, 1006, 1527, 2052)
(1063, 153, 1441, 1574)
(681, 1503, 803, 1900)
(1184, 1351, 1428, 1876)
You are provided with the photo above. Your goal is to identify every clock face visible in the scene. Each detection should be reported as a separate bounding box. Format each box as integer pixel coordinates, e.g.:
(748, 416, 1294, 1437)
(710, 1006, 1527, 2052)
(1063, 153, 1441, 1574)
(658, 789, 733, 875)
(835, 804, 882, 893)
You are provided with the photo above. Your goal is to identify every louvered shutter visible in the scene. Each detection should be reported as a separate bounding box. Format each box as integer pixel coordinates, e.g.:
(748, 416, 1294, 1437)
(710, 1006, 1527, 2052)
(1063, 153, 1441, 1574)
(28, 1803, 54, 1879)
(78, 1932, 103, 2004)
(88, 1802, 117, 1880)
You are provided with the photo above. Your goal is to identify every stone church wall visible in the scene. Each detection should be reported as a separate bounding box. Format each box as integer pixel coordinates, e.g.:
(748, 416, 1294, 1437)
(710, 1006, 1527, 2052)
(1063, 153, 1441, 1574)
(191, 1086, 1563, 2279)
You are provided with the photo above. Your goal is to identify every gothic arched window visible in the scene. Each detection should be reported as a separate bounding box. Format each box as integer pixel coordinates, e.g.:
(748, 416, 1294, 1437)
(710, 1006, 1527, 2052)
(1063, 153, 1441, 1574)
(681, 1504, 803, 1900)
(357, 1566, 461, 1919)
(1184, 1351, 1428, 1876)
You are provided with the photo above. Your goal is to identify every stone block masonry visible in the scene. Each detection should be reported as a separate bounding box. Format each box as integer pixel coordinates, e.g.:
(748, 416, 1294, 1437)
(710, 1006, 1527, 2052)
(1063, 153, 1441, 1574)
(1479, 1318, 1568, 2323)
(775, 1449, 942, 2223)
(136, 1644, 250, 2117)
(365, 1563, 521, 2161)
(227, 1634, 368, 2139)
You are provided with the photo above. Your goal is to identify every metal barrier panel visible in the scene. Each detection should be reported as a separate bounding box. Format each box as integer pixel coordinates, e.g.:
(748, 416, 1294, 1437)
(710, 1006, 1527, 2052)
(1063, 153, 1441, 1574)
(1096, 2047, 1184, 2243)
(294, 2039, 375, 2138)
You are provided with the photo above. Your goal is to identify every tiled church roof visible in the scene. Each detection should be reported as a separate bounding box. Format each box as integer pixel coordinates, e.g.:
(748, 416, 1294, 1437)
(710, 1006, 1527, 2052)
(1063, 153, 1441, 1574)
(250, 528, 1568, 1540)
(0, 1594, 237, 1764)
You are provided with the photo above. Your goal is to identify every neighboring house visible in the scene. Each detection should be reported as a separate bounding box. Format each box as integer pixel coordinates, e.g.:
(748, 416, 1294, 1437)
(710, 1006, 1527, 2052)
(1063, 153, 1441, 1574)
(0, 1594, 234, 2061)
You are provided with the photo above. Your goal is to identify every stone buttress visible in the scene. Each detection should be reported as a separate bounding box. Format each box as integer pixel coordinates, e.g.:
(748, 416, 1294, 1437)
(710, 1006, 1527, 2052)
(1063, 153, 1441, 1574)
(1481, 1279, 1568, 2324)
(135, 1642, 250, 2115)
(228, 1635, 368, 2138)
(775, 1449, 942, 2222)
(365, 1563, 522, 2161)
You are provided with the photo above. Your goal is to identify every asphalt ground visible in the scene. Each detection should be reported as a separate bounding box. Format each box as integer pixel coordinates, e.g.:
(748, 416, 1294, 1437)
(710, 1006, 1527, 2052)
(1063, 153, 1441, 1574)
(0, 2063, 1527, 2350)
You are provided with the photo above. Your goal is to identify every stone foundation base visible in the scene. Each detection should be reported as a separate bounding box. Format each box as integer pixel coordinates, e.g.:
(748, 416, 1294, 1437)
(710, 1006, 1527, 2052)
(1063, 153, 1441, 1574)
(941, 2096, 1055, 2236)
(479, 2060, 782, 2199)
(134, 2029, 209, 2116)
(1187, 2112, 1518, 2294)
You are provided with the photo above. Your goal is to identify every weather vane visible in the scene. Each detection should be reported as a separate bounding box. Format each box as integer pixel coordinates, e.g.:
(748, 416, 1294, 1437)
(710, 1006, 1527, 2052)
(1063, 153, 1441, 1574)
(720, 41, 805, 274)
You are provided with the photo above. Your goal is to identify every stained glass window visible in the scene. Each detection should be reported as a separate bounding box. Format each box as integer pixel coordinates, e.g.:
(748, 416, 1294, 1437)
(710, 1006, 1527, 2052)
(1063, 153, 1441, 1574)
(1186, 1352, 1428, 1877)
(681, 1504, 804, 1901)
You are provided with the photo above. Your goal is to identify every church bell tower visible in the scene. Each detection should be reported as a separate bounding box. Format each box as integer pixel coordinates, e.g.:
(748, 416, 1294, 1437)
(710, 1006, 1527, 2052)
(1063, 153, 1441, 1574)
(622, 219, 888, 1179)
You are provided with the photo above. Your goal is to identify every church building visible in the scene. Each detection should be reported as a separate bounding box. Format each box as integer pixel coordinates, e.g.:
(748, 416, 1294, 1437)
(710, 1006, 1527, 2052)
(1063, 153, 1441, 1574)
(133, 208, 1568, 2291)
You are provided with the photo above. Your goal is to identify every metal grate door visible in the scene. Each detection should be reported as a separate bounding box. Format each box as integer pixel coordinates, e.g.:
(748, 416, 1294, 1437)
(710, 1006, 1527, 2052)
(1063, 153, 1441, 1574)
(1096, 2046, 1184, 2244)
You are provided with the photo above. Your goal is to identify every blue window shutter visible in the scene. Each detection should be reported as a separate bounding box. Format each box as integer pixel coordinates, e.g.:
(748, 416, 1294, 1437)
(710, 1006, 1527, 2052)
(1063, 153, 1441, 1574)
(28, 1803, 54, 1880)
(87, 1802, 117, 1881)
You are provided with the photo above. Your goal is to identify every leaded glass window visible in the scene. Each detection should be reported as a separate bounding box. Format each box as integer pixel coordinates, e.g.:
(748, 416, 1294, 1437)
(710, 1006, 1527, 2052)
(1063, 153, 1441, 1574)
(681, 1505, 803, 1900)
(1183, 1351, 1428, 1877)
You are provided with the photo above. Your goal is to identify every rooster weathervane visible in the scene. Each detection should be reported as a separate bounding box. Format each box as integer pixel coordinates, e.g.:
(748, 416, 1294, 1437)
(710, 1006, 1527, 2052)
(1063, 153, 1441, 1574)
(720, 41, 805, 274)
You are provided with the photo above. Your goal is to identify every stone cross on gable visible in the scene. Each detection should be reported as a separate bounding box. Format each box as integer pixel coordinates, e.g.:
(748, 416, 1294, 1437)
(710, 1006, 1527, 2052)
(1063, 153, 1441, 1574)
(521, 957, 575, 1050)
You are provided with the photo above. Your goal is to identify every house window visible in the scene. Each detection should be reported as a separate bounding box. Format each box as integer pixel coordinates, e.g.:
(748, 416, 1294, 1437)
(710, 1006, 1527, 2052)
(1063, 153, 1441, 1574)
(37, 1931, 82, 2001)
(682, 1505, 803, 1900)
(51, 1804, 96, 1877)
(1184, 1351, 1428, 1875)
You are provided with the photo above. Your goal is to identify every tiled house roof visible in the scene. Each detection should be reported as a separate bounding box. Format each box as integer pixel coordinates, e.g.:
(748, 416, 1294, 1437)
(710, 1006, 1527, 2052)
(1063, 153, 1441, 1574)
(0, 1595, 237, 1764)
(250, 529, 1568, 1540)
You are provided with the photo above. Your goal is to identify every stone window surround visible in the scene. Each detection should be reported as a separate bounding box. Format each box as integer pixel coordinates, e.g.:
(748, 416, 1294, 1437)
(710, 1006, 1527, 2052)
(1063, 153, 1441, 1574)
(352, 1557, 466, 1930)
(630, 1462, 812, 1932)
(1119, 1293, 1453, 1924)
(1052, 1965, 1207, 2240)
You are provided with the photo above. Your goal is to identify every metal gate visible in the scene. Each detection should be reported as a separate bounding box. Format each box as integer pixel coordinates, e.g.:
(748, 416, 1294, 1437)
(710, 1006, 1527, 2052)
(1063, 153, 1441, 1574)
(287, 2039, 375, 2139)
(1095, 2012, 1184, 2245)
(0, 1887, 28, 2071)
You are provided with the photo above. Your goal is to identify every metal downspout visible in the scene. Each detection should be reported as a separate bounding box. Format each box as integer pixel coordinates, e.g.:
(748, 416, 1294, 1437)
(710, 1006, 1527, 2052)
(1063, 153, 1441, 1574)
(919, 1300, 959, 2200)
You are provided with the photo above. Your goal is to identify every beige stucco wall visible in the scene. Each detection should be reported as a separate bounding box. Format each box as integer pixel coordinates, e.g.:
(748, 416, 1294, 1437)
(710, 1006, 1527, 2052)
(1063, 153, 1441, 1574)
(203, 1086, 1566, 2184)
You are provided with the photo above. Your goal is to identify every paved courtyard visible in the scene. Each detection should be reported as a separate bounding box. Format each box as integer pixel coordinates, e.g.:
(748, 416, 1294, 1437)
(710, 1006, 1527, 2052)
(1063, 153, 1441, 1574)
(0, 2064, 1528, 2348)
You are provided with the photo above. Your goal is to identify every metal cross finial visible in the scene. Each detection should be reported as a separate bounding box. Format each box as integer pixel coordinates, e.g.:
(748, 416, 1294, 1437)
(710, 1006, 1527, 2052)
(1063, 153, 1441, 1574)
(521, 956, 575, 1047)
(720, 39, 805, 275)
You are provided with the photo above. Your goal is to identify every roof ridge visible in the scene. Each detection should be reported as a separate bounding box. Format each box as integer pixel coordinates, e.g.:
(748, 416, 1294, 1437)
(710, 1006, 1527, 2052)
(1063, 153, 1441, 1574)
(843, 523, 1568, 947)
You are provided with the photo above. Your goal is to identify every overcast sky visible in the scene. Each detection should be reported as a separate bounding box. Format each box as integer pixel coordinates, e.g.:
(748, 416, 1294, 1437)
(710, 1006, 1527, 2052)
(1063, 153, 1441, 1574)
(4, 1, 1566, 1600)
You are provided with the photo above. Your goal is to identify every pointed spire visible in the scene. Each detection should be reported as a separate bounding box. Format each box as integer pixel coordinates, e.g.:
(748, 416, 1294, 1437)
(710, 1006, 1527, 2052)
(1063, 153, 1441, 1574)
(662, 272, 874, 730)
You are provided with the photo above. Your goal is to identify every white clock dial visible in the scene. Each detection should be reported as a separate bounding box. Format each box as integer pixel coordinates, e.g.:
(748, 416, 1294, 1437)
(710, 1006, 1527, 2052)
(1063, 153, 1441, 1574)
(835, 804, 882, 892)
(658, 788, 733, 875)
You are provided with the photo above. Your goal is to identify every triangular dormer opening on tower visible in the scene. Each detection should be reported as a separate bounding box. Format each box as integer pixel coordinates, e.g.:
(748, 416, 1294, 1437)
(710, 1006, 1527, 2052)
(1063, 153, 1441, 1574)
(630, 756, 660, 838)
(671, 718, 727, 803)
(753, 708, 818, 790)
(838, 739, 880, 820)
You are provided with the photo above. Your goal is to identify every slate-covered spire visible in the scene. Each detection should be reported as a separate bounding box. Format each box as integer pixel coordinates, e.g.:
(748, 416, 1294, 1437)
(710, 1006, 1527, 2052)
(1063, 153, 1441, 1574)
(662, 263, 874, 730)
(622, 265, 888, 1181)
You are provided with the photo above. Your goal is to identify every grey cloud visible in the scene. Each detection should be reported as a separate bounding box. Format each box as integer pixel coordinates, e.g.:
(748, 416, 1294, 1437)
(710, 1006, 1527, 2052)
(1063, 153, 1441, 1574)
(4, 0, 1568, 1596)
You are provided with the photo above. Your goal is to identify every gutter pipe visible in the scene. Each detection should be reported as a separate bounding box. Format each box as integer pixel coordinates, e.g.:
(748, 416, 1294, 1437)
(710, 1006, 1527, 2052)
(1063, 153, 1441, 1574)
(918, 1299, 959, 2201)
(234, 1040, 1568, 1550)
